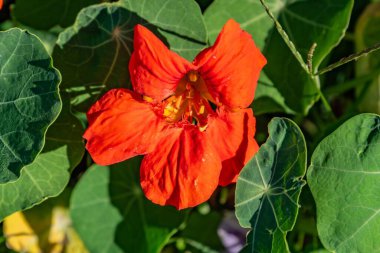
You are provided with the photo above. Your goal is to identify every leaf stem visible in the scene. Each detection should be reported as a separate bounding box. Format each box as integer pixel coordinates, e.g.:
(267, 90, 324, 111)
(315, 42, 380, 75)
(258, 0, 309, 72)
(319, 91, 333, 114)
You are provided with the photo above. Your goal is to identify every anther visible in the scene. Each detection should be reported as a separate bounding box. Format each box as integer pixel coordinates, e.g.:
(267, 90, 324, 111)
(199, 105, 205, 114)
(175, 96, 182, 108)
(143, 95, 153, 102)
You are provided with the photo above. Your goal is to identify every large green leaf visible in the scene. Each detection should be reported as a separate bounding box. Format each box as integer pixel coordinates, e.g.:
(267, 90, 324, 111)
(307, 113, 380, 253)
(54, 1, 207, 112)
(0, 94, 85, 221)
(204, 0, 353, 114)
(12, 0, 100, 30)
(235, 118, 307, 252)
(70, 158, 186, 253)
(0, 28, 61, 183)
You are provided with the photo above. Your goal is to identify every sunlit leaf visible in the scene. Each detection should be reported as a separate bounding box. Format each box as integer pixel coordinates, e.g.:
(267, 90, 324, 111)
(307, 113, 380, 253)
(0, 93, 84, 221)
(235, 118, 307, 252)
(204, 0, 354, 114)
(0, 28, 61, 183)
(54, 1, 207, 112)
(70, 158, 186, 253)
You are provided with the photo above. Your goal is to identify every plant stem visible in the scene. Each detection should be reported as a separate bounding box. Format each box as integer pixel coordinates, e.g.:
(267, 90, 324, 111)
(315, 42, 380, 75)
(319, 91, 333, 114)
(313, 76, 334, 116)
(258, 0, 309, 72)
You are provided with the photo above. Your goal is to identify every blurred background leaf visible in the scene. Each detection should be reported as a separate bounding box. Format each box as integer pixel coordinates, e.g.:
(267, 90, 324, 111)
(355, 2, 380, 114)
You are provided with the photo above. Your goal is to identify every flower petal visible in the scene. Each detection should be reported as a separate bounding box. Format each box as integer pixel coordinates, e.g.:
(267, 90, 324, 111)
(84, 89, 168, 165)
(194, 19, 267, 108)
(129, 25, 195, 101)
(140, 126, 222, 210)
(206, 107, 259, 186)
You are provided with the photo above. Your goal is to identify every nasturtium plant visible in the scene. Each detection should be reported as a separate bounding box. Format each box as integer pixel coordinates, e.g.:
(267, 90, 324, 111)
(235, 118, 307, 252)
(83, 18, 266, 210)
(0, 28, 61, 184)
(0, 1, 379, 252)
(308, 113, 380, 253)
(70, 158, 186, 253)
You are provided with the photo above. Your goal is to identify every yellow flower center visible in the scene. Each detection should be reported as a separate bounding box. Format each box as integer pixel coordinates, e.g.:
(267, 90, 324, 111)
(161, 71, 215, 131)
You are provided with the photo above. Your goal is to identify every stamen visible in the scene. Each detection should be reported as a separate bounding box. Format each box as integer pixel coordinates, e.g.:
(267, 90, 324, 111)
(163, 108, 173, 117)
(175, 96, 182, 108)
(199, 105, 205, 114)
(143, 95, 153, 102)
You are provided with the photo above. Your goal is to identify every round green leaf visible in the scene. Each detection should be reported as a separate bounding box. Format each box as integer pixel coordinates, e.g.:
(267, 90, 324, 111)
(235, 118, 307, 252)
(70, 158, 186, 253)
(0, 28, 61, 183)
(12, 0, 101, 30)
(204, 0, 353, 114)
(307, 113, 380, 253)
(0, 93, 85, 221)
(54, 1, 207, 112)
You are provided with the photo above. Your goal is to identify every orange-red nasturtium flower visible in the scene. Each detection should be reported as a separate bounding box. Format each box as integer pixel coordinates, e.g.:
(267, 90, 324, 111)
(84, 19, 266, 210)
(0, 0, 3, 10)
